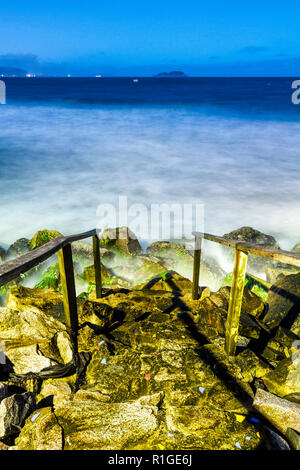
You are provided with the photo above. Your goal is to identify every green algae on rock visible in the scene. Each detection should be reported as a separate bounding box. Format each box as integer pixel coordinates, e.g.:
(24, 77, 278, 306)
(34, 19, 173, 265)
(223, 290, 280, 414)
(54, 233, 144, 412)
(28, 229, 63, 250)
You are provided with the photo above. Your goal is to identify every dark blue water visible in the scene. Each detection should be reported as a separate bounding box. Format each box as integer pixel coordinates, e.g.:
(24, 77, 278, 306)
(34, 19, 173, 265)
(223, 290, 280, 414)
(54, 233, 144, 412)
(0, 77, 299, 255)
(4, 77, 300, 121)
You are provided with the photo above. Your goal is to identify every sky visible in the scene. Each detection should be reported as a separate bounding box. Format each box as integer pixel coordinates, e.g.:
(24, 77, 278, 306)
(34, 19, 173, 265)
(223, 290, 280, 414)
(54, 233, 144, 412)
(0, 0, 300, 76)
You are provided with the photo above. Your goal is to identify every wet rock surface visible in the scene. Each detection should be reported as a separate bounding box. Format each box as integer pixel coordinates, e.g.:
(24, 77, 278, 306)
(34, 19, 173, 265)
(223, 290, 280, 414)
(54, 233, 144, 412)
(0, 226, 299, 450)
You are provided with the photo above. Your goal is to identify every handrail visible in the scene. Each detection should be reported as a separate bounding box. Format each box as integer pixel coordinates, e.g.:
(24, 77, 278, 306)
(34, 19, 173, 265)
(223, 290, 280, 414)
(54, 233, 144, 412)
(193, 232, 300, 267)
(0, 228, 102, 354)
(192, 231, 300, 356)
(0, 229, 97, 287)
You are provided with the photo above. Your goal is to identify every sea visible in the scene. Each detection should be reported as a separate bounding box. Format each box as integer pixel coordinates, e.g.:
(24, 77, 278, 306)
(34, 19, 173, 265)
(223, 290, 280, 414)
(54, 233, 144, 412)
(0, 77, 299, 252)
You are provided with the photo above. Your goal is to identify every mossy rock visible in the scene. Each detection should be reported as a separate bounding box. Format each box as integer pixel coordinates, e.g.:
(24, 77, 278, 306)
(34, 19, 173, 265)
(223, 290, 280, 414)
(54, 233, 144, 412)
(100, 227, 142, 256)
(28, 230, 63, 250)
(222, 272, 269, 302)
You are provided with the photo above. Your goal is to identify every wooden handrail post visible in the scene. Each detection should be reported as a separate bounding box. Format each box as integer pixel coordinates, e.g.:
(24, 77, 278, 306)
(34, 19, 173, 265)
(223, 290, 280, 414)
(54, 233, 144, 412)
(58, 243, 78, 354)
(93, 234, 102, 298)
(225, 248, 248, 356)
(192, 235, 202, 300)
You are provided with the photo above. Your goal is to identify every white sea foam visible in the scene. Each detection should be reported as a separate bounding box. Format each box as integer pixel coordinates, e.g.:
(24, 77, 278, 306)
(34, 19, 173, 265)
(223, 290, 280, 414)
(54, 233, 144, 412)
(0, 104, 299, 252)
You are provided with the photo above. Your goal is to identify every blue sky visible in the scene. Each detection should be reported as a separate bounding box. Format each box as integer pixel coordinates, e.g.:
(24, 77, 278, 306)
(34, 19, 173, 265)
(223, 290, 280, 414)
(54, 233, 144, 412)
(0, 0, 300, 75)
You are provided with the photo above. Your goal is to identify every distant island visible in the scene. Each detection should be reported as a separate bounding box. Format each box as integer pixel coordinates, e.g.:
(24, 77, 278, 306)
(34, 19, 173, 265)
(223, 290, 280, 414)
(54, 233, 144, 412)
(0, 66, 27, 77)
(154, 71, 187, 77)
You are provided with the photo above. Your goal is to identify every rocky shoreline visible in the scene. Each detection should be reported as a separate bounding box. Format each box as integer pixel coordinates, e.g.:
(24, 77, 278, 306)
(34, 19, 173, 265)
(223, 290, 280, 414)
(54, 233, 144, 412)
(0, 226, 299, 450)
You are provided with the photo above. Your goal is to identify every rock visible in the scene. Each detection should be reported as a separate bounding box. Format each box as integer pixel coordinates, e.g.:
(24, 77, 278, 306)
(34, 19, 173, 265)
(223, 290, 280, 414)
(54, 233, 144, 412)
(83, 264, 113, 285)
(201, 286, 264, 319)
(146, 241, 224, 290)
(223, 226, 278, 248)
(6, 285, 63, 316)
(80, 300, 120, 331)
(222, 273, 269, 302)
(0, 392, 36, 438)
(253, 388, 300, 435)
(112, 255, 167, 287)
(275, 326, 300, 348)
(261, 338, 287, 364)
(0, 306, 67, 347)
(72, 241, 93, 265)
(0, 383, 9, 403)
(262, 426, 291, 450)
(0, 306, 72, 367)
(262, 350, 300, 397)
(266, 264, 300, 285)
(5, 344, 58, 374)
(146, 241, 193, 264)
(12, 407, 63, 450)
(197, 287, 262, 339)
(54, 398, 159, 450)
(283, 393, 300, 404)
(6, 238, 29, 260)
(28, 229, 63, 250)
(38, 379, 72, 407)
(286, 428, 300, 450)
(101, 227, 142, 256)
(0, 247, 6, 263)
(223, 227, 279, 273)
(235, 349, 271, 382)
(262, 273, 300, 332)
(134, 271, 193, 295)
(165, 405, 259, 450)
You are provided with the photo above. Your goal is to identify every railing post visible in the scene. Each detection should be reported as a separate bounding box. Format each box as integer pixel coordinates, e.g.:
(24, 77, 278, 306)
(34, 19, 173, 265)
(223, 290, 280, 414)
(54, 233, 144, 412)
(192, 235, 202, 300)
(93, 234, 102, 298)
(225, 248, 248, 356)
(58, 243, 78, 354)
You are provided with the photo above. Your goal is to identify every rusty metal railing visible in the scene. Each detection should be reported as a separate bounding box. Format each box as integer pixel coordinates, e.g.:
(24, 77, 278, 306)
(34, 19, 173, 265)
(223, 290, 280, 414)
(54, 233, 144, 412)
(0, 229, 102, 354)
(192, 232, 300, 356)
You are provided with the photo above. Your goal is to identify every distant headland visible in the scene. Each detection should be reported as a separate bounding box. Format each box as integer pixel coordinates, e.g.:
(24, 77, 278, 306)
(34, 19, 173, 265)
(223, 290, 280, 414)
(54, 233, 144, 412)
(154, 71, 187, 77)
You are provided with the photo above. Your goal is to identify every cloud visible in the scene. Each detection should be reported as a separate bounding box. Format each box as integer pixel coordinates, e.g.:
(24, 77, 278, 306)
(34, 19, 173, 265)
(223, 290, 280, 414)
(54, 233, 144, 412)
(0, 53, 40, 69)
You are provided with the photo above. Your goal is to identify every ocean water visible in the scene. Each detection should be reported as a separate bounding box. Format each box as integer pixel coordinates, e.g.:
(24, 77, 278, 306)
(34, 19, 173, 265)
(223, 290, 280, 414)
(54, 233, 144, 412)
(0, 77, 299, 251)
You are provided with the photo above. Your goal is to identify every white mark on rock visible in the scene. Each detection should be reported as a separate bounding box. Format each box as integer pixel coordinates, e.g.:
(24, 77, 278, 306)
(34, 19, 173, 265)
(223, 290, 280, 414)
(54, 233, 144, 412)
(31, 412, 40, 422)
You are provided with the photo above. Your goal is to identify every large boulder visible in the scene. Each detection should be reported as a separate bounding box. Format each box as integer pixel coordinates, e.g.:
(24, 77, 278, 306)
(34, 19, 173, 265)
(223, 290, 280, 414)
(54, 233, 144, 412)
(101, 227, 142, 256)
(262, 273, 300, 333)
